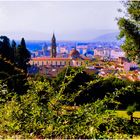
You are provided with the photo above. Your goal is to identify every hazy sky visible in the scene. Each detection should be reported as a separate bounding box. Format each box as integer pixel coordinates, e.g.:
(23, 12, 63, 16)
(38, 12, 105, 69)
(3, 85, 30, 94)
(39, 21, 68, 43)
(0, 0, 124, 40)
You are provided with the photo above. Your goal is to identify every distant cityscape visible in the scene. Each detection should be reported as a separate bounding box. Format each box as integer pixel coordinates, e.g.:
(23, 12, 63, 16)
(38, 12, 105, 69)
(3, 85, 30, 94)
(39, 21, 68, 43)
(28, 34, 140, 81)
(25, 39, 124, 60)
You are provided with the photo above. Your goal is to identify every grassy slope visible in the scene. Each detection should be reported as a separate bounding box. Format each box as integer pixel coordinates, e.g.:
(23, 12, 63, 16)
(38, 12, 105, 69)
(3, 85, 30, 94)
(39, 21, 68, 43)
(116, 110, 140, 119)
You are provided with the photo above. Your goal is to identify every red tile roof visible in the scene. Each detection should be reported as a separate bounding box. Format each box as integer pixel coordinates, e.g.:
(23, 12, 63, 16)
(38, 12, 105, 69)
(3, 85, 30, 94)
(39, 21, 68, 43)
(32, 57, 71, 61)
(31, 57, 90, 61)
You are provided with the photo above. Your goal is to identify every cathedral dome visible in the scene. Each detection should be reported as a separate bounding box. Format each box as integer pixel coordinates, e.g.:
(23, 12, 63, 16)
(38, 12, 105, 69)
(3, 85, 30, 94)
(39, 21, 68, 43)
(69, 48, 80, 59)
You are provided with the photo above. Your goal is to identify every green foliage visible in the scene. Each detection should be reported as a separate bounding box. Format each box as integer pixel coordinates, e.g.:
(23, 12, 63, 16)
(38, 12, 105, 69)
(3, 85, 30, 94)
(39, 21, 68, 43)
(74, 76, 129, 106)
(0, 69, 140, 138)
(0, 36, 13, 61)
(53, 68, 140, 109)
(0, 67, 140, 138)
(127, 103, 137, 116)
(16, 38, 31, 72)
(0, 36, 31, 94)
(52, 66, 93, 105)
(115, 83, 140, 110)
(0, 81, 15, 104)
(118, 1, 140, 63)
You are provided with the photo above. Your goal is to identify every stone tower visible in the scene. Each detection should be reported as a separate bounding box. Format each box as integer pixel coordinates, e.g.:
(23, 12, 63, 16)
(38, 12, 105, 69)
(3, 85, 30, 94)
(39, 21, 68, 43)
(51, 33, 57, 58)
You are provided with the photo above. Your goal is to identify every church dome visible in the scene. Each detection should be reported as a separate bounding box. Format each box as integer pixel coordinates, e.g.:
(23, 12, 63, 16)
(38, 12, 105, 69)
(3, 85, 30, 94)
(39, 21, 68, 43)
(69, 48, 80, 58)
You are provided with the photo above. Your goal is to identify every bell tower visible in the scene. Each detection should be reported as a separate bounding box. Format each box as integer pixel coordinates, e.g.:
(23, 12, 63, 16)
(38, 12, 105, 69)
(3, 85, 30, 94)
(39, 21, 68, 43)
(51, 33, 57, 58)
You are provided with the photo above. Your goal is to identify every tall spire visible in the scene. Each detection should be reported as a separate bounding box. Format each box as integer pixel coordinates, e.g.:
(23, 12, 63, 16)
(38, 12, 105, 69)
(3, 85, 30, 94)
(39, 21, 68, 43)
(52, 32, 56, 41)
(51, 33, 57, 58)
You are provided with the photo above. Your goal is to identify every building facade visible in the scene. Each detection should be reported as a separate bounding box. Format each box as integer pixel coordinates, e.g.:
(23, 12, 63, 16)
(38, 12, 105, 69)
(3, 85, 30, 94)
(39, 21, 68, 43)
(30, 34, 91, 68)
(30, 56, 90, 67)
(51, 33, 57, 58)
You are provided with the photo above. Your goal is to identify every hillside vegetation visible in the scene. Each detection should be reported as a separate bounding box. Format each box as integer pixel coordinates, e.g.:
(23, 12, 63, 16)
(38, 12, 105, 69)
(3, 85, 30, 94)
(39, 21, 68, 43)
(0, 66, 140, 138)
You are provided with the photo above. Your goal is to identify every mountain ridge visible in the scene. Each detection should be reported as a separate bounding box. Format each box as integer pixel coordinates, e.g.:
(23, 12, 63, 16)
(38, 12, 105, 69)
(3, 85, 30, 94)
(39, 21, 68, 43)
(93, 32, 121, 42)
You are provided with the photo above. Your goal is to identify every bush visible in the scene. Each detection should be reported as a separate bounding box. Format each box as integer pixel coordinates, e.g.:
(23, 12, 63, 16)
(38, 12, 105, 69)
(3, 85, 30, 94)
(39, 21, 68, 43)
(0, 70, 140, 138)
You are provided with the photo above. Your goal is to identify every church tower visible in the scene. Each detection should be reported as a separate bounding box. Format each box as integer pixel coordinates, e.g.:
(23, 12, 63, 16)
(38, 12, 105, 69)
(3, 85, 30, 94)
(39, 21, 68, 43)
(51, 33, 57, 58)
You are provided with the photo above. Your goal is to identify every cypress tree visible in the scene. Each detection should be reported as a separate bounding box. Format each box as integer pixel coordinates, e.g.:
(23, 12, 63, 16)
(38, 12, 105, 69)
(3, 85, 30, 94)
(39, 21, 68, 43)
(0, 36, 30, 94)
(16, 38, 31, 72)
(11, 40, 17, 63)
(0, 36, 12, 60)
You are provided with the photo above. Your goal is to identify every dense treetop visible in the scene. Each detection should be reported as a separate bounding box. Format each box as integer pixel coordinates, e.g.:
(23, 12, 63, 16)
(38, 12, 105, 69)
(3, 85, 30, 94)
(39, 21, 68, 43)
(118, 1, 140, 63)
(0, 36, 31, 94)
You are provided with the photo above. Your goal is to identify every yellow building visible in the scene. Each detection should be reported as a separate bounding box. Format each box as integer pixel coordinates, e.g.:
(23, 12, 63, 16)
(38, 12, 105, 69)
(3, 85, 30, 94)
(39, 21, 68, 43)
(30, 49, 90, 67)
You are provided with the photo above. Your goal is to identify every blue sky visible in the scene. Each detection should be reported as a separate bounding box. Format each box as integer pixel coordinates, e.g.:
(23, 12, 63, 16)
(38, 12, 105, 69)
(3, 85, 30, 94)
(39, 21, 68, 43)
(0, 0, 124, 40)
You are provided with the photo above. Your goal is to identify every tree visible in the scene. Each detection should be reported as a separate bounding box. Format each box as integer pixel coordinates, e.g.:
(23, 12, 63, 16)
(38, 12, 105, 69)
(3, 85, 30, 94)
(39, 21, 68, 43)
(0, 36, 13, 60)
(0, 36, 14, 79)
(126, 103, 137, 138)
(0, 76, 137, 139)
(127, 103, 137, 123)
(53, 66, 93, 92)
(11, 40, 17, 63)
(118, 1, 140, 63)
(16, 38, 31, 72)
(0, 36, 30, 94)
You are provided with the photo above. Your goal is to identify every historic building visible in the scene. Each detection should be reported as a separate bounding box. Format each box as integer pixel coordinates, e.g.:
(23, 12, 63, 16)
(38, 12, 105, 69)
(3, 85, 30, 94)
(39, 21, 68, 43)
(51, 33, 57, 58)
(30, 49, 90, 67)
(30, 34, 91, 67)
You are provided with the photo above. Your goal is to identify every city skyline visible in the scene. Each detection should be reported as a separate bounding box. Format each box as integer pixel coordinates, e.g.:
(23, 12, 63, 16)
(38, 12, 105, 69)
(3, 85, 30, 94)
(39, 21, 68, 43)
(0, 0, 124, 40)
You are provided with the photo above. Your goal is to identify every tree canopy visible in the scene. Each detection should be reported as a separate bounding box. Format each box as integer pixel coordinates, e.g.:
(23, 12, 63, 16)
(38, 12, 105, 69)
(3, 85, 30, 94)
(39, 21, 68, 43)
(0, 36, 31, 94)
(16, 38, 31, 72)
(118, 1, 140, 63)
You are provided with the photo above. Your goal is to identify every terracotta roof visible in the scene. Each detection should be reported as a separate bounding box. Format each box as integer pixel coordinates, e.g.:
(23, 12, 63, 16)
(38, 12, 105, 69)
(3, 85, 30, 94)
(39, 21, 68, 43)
(32, 57, 71, 61)
(69, 49, 80, 57)
(31, 56, 91, 61)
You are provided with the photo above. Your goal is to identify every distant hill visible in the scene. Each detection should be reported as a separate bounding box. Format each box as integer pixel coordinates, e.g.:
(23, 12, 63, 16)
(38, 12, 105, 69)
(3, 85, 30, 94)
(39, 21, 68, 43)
(93, 32, 121, 42)
(0, 30, 120, 41)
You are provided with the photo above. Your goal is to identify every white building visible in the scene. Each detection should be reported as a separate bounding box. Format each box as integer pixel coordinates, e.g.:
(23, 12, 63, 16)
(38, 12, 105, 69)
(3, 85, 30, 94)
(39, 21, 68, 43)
(110, 48, 125, 59)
